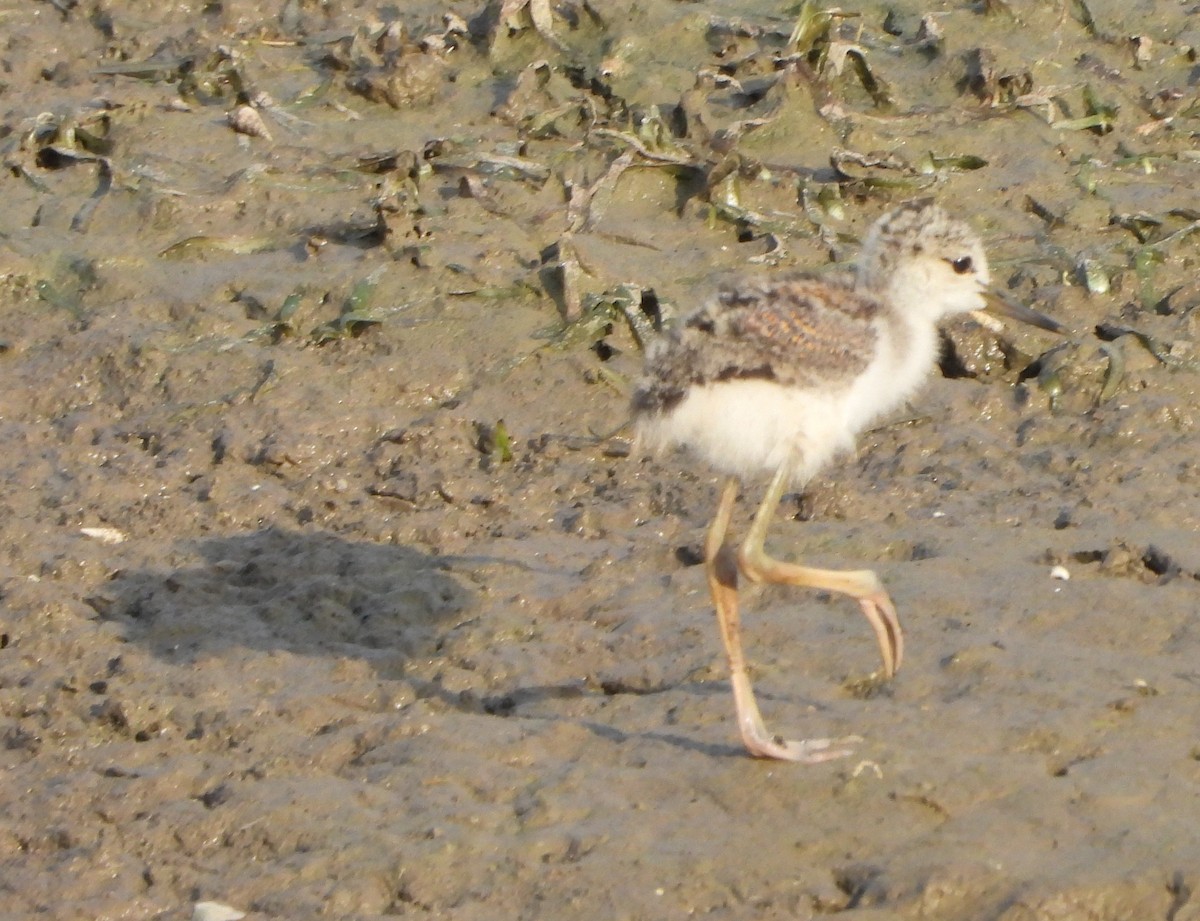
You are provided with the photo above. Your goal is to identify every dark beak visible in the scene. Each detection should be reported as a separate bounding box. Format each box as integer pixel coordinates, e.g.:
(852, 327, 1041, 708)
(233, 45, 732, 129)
(980, 288, 1067, 335)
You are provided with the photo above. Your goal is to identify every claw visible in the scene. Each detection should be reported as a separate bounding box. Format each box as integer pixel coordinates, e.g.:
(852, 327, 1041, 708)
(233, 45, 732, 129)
(858, 590, 903, 678)
(743, 730, 862, 763)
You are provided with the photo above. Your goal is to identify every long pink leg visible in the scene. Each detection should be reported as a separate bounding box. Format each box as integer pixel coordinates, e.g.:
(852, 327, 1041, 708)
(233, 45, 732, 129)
(704, 477, 860, 762)
(737, 465, 903, 679)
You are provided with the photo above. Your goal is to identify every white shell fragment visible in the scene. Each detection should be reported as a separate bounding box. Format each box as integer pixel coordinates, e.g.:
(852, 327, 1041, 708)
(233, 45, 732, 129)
(192, 902, 246, 921)
(80, 526, 127, 544)
(228, 105, 272, 141)
(1050, 565, 1070, 581)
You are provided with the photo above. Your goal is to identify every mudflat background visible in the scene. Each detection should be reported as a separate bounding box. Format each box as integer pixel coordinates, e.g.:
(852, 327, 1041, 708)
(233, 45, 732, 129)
(2, 0, 1200, 918)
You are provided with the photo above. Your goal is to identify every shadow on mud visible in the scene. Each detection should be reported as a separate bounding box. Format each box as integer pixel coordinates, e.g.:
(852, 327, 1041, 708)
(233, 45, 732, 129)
(94, 527, 468, 666)
(92, 529, 749, 756)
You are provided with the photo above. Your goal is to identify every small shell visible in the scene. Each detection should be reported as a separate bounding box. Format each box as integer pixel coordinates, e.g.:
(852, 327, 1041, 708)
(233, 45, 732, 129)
(1130, 35, 1152, 66)
(193, 903, 246, 921)
(80, 526, 126, 544)
(1050, 565, 1070, 581)
(1077, 257, 1109, 294)
(228, 105, 272, 141)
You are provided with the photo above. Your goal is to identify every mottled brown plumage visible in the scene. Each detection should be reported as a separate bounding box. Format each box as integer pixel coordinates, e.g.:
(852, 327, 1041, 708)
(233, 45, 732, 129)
(631, 274, 881, 417)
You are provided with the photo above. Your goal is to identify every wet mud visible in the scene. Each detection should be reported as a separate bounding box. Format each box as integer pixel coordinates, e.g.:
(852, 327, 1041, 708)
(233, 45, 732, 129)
(2, 0, 1200, 917)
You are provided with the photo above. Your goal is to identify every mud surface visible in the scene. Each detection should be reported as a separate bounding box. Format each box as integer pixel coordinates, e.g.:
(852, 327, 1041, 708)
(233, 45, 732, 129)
(3, 0, 1200, 918)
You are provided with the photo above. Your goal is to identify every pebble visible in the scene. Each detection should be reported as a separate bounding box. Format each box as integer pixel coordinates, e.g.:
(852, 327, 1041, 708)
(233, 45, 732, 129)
(193, 902, 246, 921)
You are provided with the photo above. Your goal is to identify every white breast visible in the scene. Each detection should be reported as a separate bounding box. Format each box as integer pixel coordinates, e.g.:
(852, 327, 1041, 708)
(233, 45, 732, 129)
(636, 314, 941, 487)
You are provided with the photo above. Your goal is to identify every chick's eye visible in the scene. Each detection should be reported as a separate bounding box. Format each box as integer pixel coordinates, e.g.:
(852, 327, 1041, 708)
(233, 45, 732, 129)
(950, 256, 974, 275)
